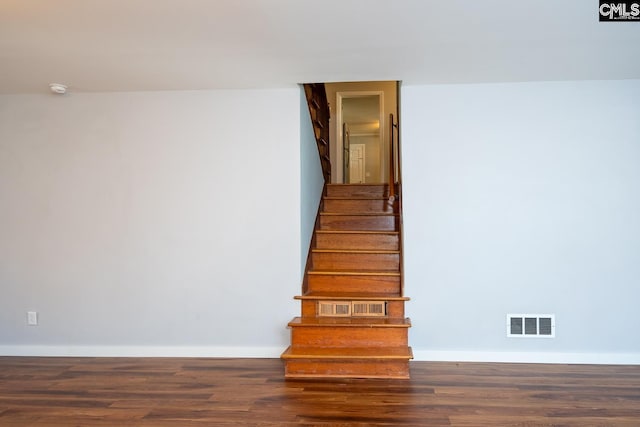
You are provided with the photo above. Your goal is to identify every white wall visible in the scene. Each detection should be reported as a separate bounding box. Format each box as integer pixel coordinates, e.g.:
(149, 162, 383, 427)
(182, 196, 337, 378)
(0, 88, 301, 356)
(299, 88, 325, 274)
(402, 79, 640, 364)
(3, 80, 639, 364)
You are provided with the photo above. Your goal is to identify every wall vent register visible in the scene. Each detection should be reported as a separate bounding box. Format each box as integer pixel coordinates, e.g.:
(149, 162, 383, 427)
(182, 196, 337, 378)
(507, 314, 555, 338)
(318, 301, 387, 317)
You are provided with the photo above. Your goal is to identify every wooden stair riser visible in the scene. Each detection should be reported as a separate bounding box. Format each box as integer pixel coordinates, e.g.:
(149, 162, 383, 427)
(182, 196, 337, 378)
(284, 359, 410, 380)
(290, 326, 408, 348)
(307, 274, 401, 294)
(323, 198, 396, 213)
(300, 300, 405, 318)
(315, 232, 399, 251)
(326, 184, 388, 198)
(311, 252, 399, 271)
(320, 214, 398, 231)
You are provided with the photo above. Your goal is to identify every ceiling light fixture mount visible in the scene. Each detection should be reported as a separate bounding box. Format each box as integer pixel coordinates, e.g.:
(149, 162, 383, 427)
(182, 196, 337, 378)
(49, 83, 67, 94)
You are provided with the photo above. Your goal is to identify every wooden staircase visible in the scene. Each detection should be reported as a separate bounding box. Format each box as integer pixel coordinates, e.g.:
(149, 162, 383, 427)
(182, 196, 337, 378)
(282, 183, 412, 379)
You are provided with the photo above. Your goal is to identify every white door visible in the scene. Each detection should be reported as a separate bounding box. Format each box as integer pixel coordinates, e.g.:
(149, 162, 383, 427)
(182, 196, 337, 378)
(349, 144, 365, 184)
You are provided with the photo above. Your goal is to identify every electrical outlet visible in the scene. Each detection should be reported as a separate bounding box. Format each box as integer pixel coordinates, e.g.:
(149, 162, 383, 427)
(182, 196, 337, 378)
(27, 311, 38, 326)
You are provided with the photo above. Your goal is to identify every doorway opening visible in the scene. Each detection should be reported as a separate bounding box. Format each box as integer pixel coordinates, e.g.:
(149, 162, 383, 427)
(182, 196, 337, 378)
(339, 93, 383, 184)
(325, 81, 398, 184)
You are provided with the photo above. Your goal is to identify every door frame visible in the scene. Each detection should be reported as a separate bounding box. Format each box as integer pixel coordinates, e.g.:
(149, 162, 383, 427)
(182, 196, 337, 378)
(335, 91, 385, 183)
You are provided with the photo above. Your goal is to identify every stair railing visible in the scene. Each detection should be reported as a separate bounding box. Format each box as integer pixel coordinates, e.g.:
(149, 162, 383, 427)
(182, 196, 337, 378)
(303, 84, 331, 183)
(389, 113, 404, 296)
(388, 113, 400, 201)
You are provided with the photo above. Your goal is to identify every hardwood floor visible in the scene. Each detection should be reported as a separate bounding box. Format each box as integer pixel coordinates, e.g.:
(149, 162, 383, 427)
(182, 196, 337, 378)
(0, 357, 639, 426)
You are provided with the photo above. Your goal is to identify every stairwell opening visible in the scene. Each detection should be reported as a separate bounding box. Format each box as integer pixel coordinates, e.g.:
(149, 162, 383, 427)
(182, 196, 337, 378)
(324, 81, 399, 185)
(282, 81, 410, 379)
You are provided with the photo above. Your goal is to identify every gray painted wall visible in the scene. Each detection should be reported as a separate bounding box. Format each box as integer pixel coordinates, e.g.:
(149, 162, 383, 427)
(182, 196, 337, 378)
(402, 79, 640, 362)
(0, 89, 301, 356)
(1, 80, 638, 363)
(299, 88, 324, 274)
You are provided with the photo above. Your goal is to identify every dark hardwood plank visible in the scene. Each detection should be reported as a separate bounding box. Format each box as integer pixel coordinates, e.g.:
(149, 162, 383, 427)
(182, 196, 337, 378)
(0, 357, 639, 426)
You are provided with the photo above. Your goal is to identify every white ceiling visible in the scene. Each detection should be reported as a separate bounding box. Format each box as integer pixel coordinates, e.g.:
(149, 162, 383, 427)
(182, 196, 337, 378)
(1, 0, 640, 94)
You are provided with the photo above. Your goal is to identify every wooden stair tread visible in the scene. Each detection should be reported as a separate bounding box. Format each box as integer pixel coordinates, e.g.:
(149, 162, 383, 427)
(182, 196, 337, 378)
(320, 212, 398, 217)
(326, 184, 387, 188)
(295, 293, 408, 301)
(308, 270, 400, 276)
(288, 317, 411, 327)
(309, 267, 400, 276)
(324, 196, 390, 201)
(312, 249, 399, 254)
(316, 230, 398, 235)
(327, 183, 387, 186)
(282, 346, 413, 360)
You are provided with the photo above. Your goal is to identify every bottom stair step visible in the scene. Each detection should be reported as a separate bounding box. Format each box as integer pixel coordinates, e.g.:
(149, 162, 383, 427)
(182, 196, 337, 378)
(282, 346, 413, 379)
(282, 346, 413, 359)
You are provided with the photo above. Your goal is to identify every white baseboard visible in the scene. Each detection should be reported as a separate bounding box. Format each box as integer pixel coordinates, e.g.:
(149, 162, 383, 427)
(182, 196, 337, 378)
(2, 346, 639, 365)
(0, 345, 284, 358)
(412, 349, 640, 365)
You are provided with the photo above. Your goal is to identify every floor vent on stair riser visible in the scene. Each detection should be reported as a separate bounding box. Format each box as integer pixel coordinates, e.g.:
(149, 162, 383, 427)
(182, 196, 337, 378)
(318, 301, 387, 317)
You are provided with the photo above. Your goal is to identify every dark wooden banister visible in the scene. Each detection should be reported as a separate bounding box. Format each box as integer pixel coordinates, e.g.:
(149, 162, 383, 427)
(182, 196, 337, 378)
(388, 113, 400, 201)
(303, 84, 331, 183)
(389, 113, 404, 297)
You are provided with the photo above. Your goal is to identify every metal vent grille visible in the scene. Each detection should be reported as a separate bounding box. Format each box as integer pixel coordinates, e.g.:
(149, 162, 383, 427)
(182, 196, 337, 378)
(507, 314, 555, 338)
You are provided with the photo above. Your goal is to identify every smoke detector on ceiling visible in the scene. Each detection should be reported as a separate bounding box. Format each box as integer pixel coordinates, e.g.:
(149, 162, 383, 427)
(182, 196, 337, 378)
(49, 83, 67, 95)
